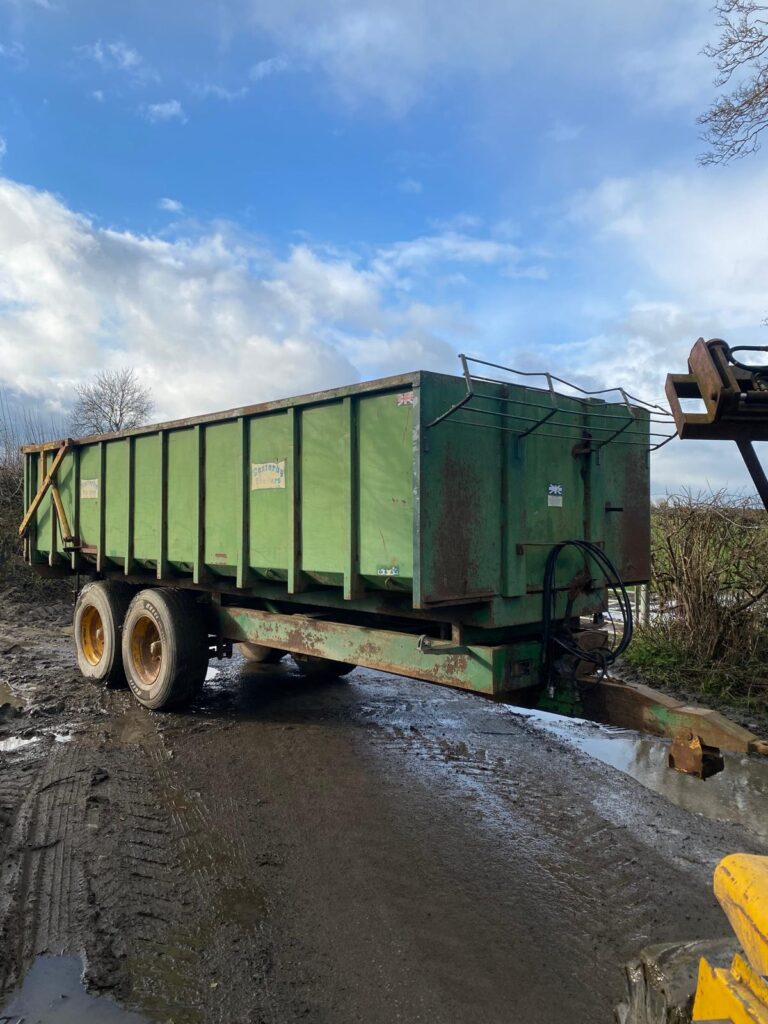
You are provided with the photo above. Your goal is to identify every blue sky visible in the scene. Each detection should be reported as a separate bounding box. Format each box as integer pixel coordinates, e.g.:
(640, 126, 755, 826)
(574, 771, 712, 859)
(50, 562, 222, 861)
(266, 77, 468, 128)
(0, 0, 767, 493)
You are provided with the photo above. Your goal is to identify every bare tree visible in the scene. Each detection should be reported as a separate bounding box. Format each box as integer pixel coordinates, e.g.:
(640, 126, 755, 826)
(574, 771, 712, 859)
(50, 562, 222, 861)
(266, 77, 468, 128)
(699, 0, 768, 164)
(70, 368, 153, 436)
(0, 388, 65, 507)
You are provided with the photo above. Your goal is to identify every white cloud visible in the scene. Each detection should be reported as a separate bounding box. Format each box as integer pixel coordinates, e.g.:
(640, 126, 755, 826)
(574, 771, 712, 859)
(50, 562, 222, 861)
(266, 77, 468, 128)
(560, 164, 768, 493)
(0, 135, 6, 163)
(397, 177, 423, 194)
(543, 120, 582, 144)
(0, 41, 25, 68)
(194, 82, 250, 101)
(571, 167, 768, 324)
(144, 99, 186, 123)
(0, 178, 471, 421)
(373, 230, 523, 280)
(158, 197, 183, 213)
(242, 0, 702, 111)
(623, 18, 713, 111)
(90, 89, 104, 102)
(249, 56, 289, 82)
(76, 39, 156, 82)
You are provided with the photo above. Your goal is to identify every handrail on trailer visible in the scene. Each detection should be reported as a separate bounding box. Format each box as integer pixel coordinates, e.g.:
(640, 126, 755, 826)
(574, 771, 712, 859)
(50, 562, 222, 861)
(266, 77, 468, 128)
(427, 354, 677, 452)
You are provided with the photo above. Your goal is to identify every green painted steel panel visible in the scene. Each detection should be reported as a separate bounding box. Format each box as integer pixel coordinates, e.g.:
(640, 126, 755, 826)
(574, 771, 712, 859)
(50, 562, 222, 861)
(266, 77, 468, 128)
(78, 445, 101, 551)
(300, 402, 347, 583)
(133, 434, 160, 564)
(358, 391, 414, 585)
(204, 422, 239, 575)
(417, 376, 504, 606)
(105, 441, 128, 559)
(57, 451, 76, 557)
(248, 412, 290, 576)
(24, 369, 651, 630)
(35, 457, 53, 555)
(167, 429, 196, 567)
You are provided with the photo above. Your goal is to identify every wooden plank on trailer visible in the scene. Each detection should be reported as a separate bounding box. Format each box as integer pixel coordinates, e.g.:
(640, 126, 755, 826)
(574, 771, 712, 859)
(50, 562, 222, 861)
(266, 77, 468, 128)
(18, 443, 70, 538)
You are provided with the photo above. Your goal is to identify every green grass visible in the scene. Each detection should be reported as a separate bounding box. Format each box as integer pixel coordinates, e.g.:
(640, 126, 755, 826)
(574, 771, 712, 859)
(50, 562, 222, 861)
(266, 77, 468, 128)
(625, 623, 768, 711)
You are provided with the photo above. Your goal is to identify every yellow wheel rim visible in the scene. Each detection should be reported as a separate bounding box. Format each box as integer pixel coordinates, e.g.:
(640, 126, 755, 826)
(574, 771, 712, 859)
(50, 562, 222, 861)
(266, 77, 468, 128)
(130, 615, 162, 687)
(80, 605, 105, 666)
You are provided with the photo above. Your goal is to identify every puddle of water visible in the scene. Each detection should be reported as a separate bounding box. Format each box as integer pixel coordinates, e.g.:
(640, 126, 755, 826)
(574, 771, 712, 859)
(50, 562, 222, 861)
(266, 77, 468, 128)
(0, 954, 148, 1022)
(0, 734, 39, 752)
(507, 706, 768, 839)
(0, 680, 24, 709)
(53, 730, 74, 743)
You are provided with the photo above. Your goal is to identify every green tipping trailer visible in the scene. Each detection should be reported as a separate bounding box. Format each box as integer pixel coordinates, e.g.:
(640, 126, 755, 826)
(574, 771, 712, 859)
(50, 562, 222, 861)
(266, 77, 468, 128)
(20, 357, 657, 711)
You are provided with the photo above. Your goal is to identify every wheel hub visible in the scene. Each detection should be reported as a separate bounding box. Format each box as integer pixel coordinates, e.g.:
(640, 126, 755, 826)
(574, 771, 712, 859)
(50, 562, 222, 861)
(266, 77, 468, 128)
(131, 615, 162, 687)
(80, 605, 105, 666)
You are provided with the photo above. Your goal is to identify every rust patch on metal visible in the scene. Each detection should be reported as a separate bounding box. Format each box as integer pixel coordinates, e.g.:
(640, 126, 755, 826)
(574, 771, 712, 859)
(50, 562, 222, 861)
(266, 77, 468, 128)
(424, 452, 483, 605)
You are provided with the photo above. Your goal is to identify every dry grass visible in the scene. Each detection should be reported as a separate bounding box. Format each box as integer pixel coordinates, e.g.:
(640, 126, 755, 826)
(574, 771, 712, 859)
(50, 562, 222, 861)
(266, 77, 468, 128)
(0, 391, 65, 590)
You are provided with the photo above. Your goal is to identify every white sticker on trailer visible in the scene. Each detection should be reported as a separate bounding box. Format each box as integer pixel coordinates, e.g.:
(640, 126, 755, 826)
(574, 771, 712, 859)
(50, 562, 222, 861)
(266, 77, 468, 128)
(80, 478, 99, 500)
(251, 460, 286, 490)
(547, 483, 563, 508)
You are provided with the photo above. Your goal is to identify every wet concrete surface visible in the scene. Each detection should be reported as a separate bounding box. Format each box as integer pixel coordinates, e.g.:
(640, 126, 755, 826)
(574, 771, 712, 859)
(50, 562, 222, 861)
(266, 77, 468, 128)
(506, 706, 768, 839)
(1, 598, 767, 1023)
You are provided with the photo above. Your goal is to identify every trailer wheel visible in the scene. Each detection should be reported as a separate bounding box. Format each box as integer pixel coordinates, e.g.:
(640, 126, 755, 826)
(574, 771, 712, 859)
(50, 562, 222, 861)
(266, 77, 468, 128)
(122, 589, 208, 710)
(74, 580, 134, 688)
(291, 653, 355, 680)
(237, 642, 285, 664)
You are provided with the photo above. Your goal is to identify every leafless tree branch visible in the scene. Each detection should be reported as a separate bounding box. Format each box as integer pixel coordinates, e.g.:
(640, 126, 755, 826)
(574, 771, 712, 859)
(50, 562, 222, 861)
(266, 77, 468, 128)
(699, 0, 768, 163)
(70, 368, 153, 436)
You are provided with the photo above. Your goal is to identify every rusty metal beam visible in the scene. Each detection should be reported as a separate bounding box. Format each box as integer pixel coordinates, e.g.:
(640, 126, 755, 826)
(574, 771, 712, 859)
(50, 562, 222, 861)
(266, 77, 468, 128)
(210, 603, 542, 698)
(582, 676, 768, 756)
(20, 372, 423, 453)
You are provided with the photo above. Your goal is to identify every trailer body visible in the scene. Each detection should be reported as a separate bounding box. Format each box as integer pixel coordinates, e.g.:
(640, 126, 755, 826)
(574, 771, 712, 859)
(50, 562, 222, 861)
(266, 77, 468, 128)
(22, 368, 651, 702)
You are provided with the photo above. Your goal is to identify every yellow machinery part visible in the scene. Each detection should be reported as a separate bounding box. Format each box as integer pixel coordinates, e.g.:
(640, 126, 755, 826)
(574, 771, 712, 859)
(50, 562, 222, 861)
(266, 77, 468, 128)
(693, 855, 768, 1023)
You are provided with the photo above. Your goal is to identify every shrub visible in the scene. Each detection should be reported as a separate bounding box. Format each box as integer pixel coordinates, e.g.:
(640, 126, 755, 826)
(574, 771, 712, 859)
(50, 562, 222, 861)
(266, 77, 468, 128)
(624, 492, 768, 709)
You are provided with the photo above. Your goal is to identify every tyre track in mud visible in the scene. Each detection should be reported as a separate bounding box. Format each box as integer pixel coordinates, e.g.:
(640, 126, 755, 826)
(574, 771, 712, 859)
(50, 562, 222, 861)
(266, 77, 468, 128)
(161, 663, 768, 1024)
(0, 600, 282, 1024)
(2, 599, 768, 1023)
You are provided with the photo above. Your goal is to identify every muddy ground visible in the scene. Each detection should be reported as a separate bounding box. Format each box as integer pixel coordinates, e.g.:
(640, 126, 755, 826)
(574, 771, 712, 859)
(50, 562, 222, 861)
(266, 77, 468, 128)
(1, 589, 767, 1024)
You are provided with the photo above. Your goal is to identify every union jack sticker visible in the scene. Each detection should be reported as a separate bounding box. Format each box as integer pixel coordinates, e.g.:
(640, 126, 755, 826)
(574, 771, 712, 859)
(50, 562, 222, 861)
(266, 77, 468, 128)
(396, 391, 414, 406)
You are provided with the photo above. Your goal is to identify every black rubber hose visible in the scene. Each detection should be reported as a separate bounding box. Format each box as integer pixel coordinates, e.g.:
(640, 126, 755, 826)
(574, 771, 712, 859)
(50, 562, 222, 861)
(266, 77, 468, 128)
(542, 539, 634, 685)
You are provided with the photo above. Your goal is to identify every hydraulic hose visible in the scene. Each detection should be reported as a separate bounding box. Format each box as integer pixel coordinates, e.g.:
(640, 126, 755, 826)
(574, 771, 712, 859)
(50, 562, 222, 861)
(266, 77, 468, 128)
(542, 539, 633, 685)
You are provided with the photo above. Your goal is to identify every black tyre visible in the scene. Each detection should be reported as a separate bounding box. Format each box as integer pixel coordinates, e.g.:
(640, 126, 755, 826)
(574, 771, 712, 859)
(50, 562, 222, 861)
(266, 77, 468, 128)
(121, 588, 208, 710)
(291, 653, 355, 680)
(74, 580, 134, 688)
(237, 642, 285, 664)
